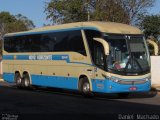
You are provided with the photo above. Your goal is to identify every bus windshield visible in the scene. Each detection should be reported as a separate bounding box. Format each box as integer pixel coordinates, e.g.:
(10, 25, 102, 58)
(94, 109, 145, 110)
(103, 34, 150, 75)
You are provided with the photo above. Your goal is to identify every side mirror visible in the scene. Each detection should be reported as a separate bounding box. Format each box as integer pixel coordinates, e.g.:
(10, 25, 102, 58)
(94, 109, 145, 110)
(147, 39, 158, 56)
(93, 38, 109, 55)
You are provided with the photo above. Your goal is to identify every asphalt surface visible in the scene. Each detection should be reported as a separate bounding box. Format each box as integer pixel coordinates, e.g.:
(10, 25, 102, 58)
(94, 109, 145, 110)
(0, 81, 160, 120)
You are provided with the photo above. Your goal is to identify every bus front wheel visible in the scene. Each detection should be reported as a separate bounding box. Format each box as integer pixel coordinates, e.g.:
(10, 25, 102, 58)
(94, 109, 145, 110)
(80, 77, 93, 97)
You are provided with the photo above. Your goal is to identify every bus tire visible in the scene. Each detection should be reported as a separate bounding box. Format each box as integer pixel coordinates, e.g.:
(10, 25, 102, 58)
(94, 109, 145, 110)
(118, 93, 130, 98)
(22, 73, 31, 89)
(80, 77, 93, 97)
(14, 72, 22, 88)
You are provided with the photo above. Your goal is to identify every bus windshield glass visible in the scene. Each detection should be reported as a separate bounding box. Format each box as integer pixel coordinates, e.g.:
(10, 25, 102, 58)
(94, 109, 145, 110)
(103, 34, 150, 75)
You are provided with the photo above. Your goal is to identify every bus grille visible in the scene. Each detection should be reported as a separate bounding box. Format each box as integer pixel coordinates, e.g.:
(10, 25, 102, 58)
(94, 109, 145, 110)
(118, 80, 147, 85)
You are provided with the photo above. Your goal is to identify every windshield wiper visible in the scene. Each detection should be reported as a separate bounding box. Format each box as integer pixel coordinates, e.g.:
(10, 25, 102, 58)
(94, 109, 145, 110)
(132, 57, 143, 72)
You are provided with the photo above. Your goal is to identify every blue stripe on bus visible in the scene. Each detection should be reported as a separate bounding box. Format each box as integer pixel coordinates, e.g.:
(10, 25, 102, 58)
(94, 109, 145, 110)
(3, 73, 14, 83)
(3, 55, 93, 66)
(3, 55, 14, 60)
(4, 27, 99, 37)
(16, 55, 30, 60)
(31, 75, 78, 90)
(3, 73, 78, 90)
(3, 72, 151, 93)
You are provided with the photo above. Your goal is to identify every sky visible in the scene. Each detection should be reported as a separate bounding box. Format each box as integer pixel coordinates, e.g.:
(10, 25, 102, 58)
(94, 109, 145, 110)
(0, 0, 160, 28)
(0, 0, 50, 28)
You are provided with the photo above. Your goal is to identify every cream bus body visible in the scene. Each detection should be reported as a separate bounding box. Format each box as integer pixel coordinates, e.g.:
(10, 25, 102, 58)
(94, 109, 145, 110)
(3, 22, 151, 95)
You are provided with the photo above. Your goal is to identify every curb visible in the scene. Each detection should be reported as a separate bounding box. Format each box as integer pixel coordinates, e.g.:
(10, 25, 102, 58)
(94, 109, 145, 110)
(151, 87, 160, 95)
(156, 89, 160, 94)
(154, 88, 160, 92)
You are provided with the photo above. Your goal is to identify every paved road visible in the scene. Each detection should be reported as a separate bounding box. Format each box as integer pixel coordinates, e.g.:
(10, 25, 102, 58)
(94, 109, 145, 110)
(0, 81, 160, 120)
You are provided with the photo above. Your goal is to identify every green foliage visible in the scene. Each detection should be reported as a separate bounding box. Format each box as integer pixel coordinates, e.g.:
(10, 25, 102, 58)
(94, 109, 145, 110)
(45, 0, 155, 25)
(45, 0, 129, 24)
(0, 11, 35, 35)
(45, 0, 88, 24)
(15, 14, 35, 30)
(119, 0, 155, 24)
(140, 15, 160, 38)
(139, 15, 160, 55)
(92, 0, 130, 24)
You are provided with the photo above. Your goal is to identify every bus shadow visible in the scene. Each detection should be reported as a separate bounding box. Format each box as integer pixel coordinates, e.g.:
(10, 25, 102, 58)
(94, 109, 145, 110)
(1, 85, 160, 116)
(30, 85, 158, 99)
(1, 82, 158, 100)
(94, 90, 158, 99)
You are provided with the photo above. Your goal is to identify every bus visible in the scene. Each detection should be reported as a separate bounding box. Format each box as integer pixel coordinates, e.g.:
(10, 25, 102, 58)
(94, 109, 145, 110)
(2, 21, 151, 97)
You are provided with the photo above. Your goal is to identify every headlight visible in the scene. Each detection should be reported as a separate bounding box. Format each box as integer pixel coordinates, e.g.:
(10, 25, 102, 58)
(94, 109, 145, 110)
(108, 76, 119, 83)
(113, 79, 119, 83)
(145, 76, 151, 82)
(145, 78, 150, 82)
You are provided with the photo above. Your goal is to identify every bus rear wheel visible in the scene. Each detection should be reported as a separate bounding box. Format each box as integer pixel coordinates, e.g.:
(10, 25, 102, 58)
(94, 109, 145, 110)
(14, 73, 22, 88)
(80, 77, 93, 97)
(22, 73, 31, 89)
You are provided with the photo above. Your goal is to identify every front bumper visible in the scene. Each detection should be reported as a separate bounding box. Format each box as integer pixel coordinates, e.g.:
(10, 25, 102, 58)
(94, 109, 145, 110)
(91, 79, 151, 93)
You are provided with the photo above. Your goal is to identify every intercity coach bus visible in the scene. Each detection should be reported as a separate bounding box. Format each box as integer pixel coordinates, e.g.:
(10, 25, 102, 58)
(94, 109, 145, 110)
(2, 22, 151, 97)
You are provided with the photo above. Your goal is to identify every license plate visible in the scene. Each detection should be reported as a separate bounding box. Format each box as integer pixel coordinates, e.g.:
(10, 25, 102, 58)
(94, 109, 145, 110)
(129, 86, 137, 91)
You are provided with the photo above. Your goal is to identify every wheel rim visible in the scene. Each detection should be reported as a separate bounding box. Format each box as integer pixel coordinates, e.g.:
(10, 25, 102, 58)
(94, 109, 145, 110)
(82, 82, 90, 93)
(15, 74, 21, 85)
(24, 78, 29, 87)
(17, 77, 21, 85)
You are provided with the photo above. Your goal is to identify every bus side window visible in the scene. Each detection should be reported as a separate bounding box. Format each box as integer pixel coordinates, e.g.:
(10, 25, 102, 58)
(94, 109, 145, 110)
(54, 32, 69, 52)
(68, 31, 86, 56)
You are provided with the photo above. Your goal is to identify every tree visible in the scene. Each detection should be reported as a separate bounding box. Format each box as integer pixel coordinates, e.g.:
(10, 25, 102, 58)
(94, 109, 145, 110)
(139, 15, 160, 55)
(118, 0, 155, 24)
(45, 0, 155, 25)
(45, 0, 129, 24)
(15, 14, 35, 30)
(45, 0, 88, 24)
(92, 0, 130, 24)
(0, 11, 35, 35)
(140, 15, 160, 39)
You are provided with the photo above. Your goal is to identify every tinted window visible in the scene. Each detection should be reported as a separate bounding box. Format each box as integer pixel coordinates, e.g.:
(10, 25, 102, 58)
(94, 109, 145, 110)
(68, 31, 86, 55)
(54, 32, 69, 51)
(4, 30, 86, 56)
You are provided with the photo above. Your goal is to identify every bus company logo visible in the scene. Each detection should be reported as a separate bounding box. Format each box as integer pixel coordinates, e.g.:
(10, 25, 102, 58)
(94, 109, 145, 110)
(29, 55, 52, 60)
(37, 55, 52, 60)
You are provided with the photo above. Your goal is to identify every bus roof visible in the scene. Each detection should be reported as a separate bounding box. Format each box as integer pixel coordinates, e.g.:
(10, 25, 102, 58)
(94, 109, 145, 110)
(5, 21, 143, 37)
